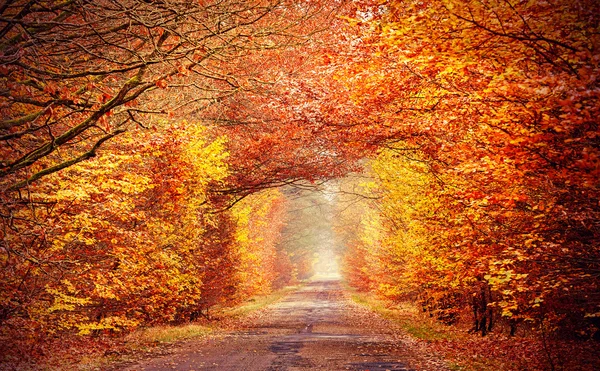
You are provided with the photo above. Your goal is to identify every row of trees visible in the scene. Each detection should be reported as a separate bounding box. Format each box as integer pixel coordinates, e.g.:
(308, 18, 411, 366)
(338, 0, 599, 343)
(0, 120, 302, 362)
(0, 0, 349, 365)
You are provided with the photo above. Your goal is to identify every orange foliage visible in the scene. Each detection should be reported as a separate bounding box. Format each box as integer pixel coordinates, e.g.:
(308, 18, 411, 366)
(338, 0, 600, 344)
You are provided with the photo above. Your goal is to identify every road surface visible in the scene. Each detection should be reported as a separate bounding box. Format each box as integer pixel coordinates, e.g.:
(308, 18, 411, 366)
(120, 276, 448, 370)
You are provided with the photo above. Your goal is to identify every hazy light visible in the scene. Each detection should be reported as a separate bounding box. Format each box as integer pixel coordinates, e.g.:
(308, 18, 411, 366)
(313, 249, 341, 279)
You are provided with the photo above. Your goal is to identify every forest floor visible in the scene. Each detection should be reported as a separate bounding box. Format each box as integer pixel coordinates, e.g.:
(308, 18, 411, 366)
(110, 275, 450, 371)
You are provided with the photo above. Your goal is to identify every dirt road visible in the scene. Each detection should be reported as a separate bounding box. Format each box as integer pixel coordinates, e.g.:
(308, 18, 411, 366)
(121, 277, 448, 370)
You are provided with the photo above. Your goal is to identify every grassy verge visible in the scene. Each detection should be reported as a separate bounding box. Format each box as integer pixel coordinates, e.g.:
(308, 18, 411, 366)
(349, 289, 457, 342)
(128, 323, 213, 344)
(54, 324, 216, 371)
(220, 284, 301, 319)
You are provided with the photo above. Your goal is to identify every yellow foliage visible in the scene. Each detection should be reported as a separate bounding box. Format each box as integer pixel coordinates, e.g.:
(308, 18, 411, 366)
(46, 286, 91, 313)
(76, 316, 140, 335)
(232, 189, 284, 297)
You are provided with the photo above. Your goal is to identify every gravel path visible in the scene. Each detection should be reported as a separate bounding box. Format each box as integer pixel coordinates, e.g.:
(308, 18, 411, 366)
(119, 276, 450, 371)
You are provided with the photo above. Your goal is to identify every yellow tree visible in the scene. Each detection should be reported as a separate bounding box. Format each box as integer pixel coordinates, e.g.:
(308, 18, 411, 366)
(233, 189, 288, 298)
(0, 121, 232, 351)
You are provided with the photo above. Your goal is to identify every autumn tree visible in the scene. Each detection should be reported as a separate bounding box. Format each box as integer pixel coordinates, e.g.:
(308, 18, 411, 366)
(233, 189, 289, 297)
(336, 0, 600, 342)
(0, 122, 230, 353)
(0, 0, 338, 191)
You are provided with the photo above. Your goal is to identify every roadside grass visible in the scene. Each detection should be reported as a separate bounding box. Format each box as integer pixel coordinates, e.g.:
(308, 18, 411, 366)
(448, 363, 469, 371)
(349, 290, 456, 342)
(128, 323, 213, 344)
(346, 288, 495, 371)
(346, 287, 518, 371)
(55, 323, 215, 371)
(220, 284, 301, 319)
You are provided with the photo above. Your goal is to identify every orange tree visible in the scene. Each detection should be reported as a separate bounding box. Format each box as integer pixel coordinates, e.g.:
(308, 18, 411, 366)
(0, 0, 333, 190)
(335, 0, 600, 338)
